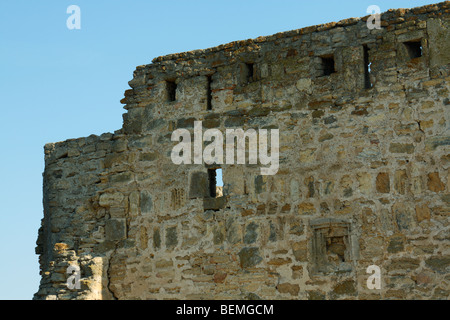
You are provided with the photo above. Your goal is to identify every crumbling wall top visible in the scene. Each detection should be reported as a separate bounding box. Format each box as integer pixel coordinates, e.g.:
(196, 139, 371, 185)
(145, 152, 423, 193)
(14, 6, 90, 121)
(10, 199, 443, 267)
(149, 2, 449, 65)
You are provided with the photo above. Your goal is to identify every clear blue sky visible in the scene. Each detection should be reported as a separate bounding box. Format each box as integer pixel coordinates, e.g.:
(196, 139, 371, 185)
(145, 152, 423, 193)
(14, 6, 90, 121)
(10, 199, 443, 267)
(0, 0, 437, 300)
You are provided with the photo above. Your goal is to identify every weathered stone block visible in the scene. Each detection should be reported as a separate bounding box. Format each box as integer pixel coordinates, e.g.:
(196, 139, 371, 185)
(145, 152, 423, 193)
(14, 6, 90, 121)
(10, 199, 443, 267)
(389, 143, 415, 154)
(387, 235, 405, 253)
(153, 228, 161, 249)
(224, 117, 245, 128)
(140, 191, 153, 214)
(238, 247, 262, 268)
(387, 257, 420, 272)
(425, 256, 450, 273)
(99, 192, 124, 208)
(392, 202, 414, 231)
(244, 222, 259, 244)
(277, 283, 300, 296)
(416, 204, 431, 222)
(213, 223, 225, 245)
(425, 136, 450, 151)
(109, 172, 133, 184)
(189, 172, 209, 199)
(139, 152, 158, 162)
(203, 197, 226, 211)
(331, 280, 356, 296)
(105, 219, 127, 241)
(298, 202, 315, 215)
(295, 78, 312, 94)
(376, 172, 390, 193)
(226, 218, 242, 244)
(292, 241, 308, 262)
(323, 115, 337, 125)
(155, 259, 173, 269)
(307, 290, 326, 300)
(254, 175, 266, 194)
(112, 139, 128, 153)
(428, 18, 450, 68)
(427, 172, 445, 192)
(165, 226, 178, 248)
(394, 170, 408, 195)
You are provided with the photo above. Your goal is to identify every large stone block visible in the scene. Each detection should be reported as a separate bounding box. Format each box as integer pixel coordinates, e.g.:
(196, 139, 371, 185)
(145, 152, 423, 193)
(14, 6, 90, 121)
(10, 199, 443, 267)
(376, 172, 390, 193)
(140, 191, 153, 214)
(428, 18, 450, 69)
(105, 218, 127, 241)
(99, 193, 124, 207)
(189, 172, 209, 199)
(238, 247, 262, 268)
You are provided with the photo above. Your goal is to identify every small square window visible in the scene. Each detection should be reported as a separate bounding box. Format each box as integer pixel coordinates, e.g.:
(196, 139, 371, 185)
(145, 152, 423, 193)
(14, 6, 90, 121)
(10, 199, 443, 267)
(404, 40, 423, 59)
(311, 219, 353, 274)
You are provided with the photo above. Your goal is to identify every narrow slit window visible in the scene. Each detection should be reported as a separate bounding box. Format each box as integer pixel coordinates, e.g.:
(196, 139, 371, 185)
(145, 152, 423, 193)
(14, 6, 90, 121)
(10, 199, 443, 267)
(364, 45, 373, 89)
(404, 40, 423, 59)
(216, 169, 223, 198)
(166, 80, 177, 102)
(245, 63, 254, 83)
(207, 168, 223, 198)
(208, 169, 217, 198)
(321, 55, 335, 76)
(206, 75, 212, 110)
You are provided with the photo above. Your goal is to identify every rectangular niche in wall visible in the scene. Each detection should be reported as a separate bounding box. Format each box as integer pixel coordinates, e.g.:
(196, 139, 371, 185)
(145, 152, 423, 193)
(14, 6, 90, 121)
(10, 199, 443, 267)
(166, 79, 177, 102)
(245, 62, 254, 83)
(404, 40, 423, 60)
(320, 54, 336, 76)
(310, 218, 353, 274)
(189, 170, 225, 212)
(240, 62, 257, 85)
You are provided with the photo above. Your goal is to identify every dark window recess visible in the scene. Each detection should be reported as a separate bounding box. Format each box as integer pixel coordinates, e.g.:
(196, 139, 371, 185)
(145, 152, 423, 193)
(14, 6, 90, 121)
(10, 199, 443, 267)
(404, 40, 423, 59)
(245, 63, 254, 83)
(363, 45, 373, 89)
(321, 56, 336, 76)
(166, 80, 177, 102)
(206, 75, 213, 110)
(207, 168, 223, 198)
(208, 169, 217, 198)
(203, 168, 225, 211)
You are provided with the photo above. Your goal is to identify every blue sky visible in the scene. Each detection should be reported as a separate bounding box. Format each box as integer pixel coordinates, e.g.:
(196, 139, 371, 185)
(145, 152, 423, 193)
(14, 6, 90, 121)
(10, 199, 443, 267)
(0, 0, 437, 300)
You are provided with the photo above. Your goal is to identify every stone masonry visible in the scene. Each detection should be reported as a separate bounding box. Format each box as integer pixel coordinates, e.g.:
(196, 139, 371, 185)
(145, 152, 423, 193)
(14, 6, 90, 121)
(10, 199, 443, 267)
(35, 2, 450, 300)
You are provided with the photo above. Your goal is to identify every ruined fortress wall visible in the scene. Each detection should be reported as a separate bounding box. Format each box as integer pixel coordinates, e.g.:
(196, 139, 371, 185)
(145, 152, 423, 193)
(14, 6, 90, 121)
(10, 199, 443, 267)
(35, 2, 450, 300)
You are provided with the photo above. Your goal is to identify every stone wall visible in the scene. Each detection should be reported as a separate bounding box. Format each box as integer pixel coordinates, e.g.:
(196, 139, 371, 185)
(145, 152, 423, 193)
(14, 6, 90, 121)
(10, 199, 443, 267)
(35, 2, 450, 300)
